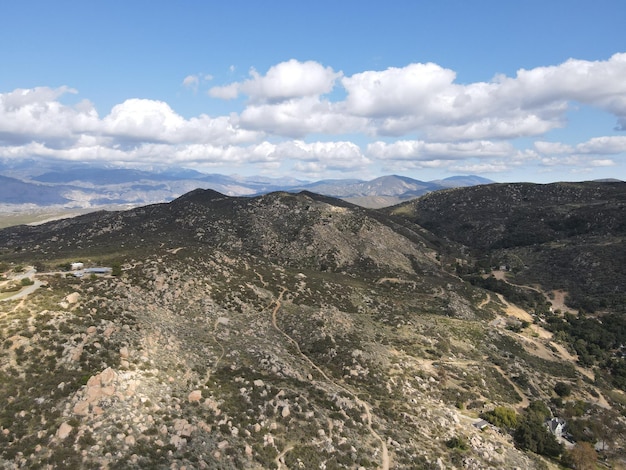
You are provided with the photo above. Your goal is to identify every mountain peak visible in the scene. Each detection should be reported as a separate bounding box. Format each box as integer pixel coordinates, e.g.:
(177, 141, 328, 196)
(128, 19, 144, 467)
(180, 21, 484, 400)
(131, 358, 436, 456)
(172, 187, 229, 204)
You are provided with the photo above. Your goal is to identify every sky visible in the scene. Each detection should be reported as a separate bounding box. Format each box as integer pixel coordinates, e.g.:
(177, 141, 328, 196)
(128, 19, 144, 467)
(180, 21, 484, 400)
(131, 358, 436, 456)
(1, 0, 625, 183)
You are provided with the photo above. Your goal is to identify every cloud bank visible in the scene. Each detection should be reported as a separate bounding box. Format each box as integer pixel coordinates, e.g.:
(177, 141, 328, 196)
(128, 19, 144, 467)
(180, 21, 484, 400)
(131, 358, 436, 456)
(1, 55, 626, 179)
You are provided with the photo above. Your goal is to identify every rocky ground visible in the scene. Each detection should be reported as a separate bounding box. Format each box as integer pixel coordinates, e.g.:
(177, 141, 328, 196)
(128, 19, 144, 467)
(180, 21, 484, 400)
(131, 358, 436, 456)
(1, 250, 613, 469)
(1, 188, 625, 468)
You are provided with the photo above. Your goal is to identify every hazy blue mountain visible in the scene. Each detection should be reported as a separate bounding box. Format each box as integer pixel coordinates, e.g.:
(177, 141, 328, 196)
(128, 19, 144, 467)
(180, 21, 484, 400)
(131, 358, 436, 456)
(431, 175, 495, 188)
(0, 160, 494, 208)
(0, 175, 73, 205)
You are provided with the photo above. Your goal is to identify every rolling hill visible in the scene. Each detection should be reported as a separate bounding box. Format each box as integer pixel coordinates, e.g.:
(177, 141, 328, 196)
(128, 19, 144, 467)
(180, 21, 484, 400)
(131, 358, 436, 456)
(0, 185, 624, 468)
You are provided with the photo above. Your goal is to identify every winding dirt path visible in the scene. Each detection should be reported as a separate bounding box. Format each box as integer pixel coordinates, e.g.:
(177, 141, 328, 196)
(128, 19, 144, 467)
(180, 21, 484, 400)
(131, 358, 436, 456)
(1, 268, 43, 303)
(275, 444, 295, 470)
(269, 288, 390, 470)
(477, 292, 491, 309)
(255, 271, 268, 288)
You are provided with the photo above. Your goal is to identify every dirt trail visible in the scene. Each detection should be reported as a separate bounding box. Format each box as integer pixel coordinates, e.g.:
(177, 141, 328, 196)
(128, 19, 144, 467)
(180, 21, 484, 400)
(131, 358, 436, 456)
(1, 280, 43, 303)
(270, 288, 390, 470)
(529, 324, 552, 340)
(275, 444, 295, 470)
(254, 271, 268, 288)
(493, 290, 597, 382)
(548, 342, 594, 381)
(481, 283, 606, 408)
(477, 293, 491, 309)
(495, 293, 534, 323)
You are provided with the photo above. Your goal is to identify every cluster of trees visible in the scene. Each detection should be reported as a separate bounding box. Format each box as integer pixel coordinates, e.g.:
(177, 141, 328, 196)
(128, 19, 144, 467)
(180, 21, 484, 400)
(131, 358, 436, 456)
(481, 402, 563, 458)
(513, 401, 563, 458)
(546, 312, 626, 390)
(480, 400, 625, 467)
(553, 381, 572, 398)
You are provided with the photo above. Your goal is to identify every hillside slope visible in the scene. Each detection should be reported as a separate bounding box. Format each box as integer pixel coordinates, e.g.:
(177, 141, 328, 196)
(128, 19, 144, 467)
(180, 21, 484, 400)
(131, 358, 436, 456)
(388, 181, 626, 312)
(0, 189, 624, 468)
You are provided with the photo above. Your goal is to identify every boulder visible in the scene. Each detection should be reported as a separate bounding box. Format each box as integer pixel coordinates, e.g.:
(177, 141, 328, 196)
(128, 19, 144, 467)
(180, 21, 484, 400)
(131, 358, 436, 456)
(56, 422, 73, 440)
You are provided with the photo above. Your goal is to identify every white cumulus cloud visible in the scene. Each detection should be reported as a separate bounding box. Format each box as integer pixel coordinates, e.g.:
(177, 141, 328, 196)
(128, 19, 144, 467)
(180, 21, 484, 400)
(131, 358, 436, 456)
(0, 87, 99, 145)
(209, 59, 342, 103)
(2, 53, 626, 180)
(341, 62, 456, 118)
(367, 140, 514, 161)
(575, 135, 626, 154)
(239, 96, 367, 138)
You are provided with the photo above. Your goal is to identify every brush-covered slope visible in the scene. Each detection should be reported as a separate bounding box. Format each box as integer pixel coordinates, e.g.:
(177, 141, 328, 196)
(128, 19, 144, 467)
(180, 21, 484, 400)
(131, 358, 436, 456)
(388, 181, 626, 312)
(1, 189, 437, 277)
(0, 189, 624, 469)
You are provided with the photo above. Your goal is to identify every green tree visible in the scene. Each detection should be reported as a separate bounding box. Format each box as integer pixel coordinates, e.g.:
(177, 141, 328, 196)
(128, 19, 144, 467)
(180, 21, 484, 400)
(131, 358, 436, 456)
(33, 261, 46, 272)
(554, 381, 572, 397)
(514, 416, 563, 458)
(514, 401, 563, 458)
(111, 262, 122, 277)
(588, 408, 626, 452)
(526, 400, 551, 421)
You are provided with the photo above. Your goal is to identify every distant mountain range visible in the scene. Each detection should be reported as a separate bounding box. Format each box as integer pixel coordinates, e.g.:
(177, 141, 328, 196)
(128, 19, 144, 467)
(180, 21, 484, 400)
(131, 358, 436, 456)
(0, 160, 493, 209)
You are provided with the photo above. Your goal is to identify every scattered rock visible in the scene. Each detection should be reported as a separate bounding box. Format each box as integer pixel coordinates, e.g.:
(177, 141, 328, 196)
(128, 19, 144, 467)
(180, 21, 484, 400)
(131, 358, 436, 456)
(174, 419, 194, 437)
(73, 400, 90, 416)
(56, 422, 73, 440)
(99, 367, 118, 387)
(170, 435, 187, 449)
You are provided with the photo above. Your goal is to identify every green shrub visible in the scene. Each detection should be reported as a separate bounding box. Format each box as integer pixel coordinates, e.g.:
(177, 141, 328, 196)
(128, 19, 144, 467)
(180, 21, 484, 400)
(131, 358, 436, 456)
(482, 406, 518, 429)
(554, 381, 572, 397)
(446, 435, 469, 450)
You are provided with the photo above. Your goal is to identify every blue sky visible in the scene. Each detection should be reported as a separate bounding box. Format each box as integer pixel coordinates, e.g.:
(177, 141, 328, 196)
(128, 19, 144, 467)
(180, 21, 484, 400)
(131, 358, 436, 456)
(1, 0, 625, 182)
